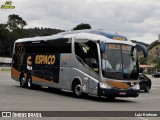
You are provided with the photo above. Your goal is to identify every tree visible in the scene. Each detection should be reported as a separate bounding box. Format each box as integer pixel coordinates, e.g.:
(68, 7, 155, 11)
(0, 24, 13, 57)
(72, 23, 92, 30)
(1, 14, 65, 57)
(7, 14, 27, 31)
(0, 24, 7, 30)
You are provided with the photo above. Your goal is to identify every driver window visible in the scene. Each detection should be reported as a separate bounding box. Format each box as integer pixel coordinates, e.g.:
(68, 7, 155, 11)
(102, 44, 121, 71)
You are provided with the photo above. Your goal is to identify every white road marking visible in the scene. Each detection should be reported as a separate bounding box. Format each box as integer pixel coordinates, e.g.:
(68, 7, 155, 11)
(137, 117, 148, 120)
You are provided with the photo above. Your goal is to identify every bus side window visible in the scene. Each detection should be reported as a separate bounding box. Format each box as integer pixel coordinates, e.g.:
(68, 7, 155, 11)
(75, 39, 90, 64)
(75, 39, 99, 74)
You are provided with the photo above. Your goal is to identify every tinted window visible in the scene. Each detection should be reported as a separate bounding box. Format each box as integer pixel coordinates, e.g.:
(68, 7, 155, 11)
(22, 38, 71, 53)
(102, 44, 139, 80)
(75, 39, 99, 73)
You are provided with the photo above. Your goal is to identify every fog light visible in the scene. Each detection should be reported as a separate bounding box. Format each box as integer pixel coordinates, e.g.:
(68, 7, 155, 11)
(132, 84, 140, 90)
(100, 83, 111, 89)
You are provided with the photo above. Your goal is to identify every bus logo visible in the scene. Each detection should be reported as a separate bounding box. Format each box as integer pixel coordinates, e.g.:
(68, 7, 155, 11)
(27, 56, 32, 65)
(27, 56, 32, 70)
(35, 55, 56, 65)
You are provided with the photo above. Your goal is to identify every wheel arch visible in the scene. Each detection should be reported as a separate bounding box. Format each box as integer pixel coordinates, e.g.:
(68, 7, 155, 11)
(71, 77, 82, 91)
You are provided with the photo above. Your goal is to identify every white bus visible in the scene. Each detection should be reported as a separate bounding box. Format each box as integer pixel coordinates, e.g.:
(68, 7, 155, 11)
(11, 30, 147, 99)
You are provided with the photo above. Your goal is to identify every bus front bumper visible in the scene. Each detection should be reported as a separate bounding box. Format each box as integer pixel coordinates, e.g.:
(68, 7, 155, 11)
(98, 87, 139, 97)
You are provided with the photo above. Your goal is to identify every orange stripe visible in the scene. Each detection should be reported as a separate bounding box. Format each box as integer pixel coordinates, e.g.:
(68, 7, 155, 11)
(11, 68, 21, 78)
(106, 80, 130, 89)
(11, 67, 54, 83)
(32, 76, 53, 83)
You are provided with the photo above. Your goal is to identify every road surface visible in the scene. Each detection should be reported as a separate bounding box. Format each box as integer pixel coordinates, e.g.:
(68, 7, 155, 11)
(0, 71, 160, 120)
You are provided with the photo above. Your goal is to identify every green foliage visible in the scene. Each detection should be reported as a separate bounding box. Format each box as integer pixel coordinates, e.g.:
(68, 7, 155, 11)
(138, 57, 148, 64)
(7, 14, 27, 31)
(0, 24, 13, 56)
(0, 27, 64, 57)
(148, 40, 160, 51)
(73, 23, 92, 30)
(24, 27, 64, 37)
(1, 16, 92, 57)
(0, 14, 64, 57)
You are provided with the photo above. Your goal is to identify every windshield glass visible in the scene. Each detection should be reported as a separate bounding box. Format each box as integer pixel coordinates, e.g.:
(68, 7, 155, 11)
(102, 44, 138, 80)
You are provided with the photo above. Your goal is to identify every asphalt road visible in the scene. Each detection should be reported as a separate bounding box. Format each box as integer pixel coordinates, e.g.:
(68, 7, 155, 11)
(0, 71, 160, 120)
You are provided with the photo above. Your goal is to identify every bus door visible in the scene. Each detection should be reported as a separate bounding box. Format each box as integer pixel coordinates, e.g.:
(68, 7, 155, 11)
(88, 42, 99, 95)
(74, 39, 99, 94)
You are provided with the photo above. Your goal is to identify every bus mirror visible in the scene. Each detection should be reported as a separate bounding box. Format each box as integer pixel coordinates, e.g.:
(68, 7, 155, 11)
(135, 43, 148, 58)
(99, 41, 106, 53)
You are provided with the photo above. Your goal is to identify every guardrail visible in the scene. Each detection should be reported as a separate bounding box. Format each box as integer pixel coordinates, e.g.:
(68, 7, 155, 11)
(0, 57, 12, 64)
(0, 57, 12, 71)
(0, 67, 11, 71)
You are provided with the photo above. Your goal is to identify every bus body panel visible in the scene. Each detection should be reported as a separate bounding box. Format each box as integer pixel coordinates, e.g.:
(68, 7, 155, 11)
(59, 54, 72, 90)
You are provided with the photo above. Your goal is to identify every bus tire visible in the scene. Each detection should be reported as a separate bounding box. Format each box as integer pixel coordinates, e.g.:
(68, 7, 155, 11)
(27, 75, 33, 89)
(20, 75, 27, 87)
(73, 81, 83, 97)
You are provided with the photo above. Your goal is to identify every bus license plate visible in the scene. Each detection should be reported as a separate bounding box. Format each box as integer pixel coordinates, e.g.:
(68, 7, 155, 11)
(119, 92, 126, 95)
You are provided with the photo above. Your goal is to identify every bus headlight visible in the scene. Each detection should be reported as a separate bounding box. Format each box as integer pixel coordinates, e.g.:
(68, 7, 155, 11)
(132, 84, 140, 90)
(100, 83, 111, 89)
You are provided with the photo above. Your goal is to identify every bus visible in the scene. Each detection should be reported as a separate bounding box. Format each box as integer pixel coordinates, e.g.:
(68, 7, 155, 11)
(11, 30, 147, 99)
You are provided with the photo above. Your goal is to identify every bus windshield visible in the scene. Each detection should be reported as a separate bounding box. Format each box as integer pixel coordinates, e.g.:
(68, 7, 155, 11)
(101, 44, 139, 80)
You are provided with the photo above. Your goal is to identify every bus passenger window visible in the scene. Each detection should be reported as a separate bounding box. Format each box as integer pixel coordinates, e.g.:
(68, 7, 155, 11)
(75, 39, 99, 74)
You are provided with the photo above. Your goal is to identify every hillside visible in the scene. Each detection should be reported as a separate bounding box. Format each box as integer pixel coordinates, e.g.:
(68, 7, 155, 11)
(0, 25, 64, 57)
(131, 40, 149, 48)
(131, 40, 160, 68)
(147, 41, 160, 65)
(135, 39, 160, 69)
(148, 40, 160, 51)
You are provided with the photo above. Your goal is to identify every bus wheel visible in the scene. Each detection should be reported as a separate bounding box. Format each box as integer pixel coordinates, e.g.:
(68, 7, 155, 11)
(73, 81, 83, 97)
(27, 75, 33, 89)
(20, 76, 27, 87)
